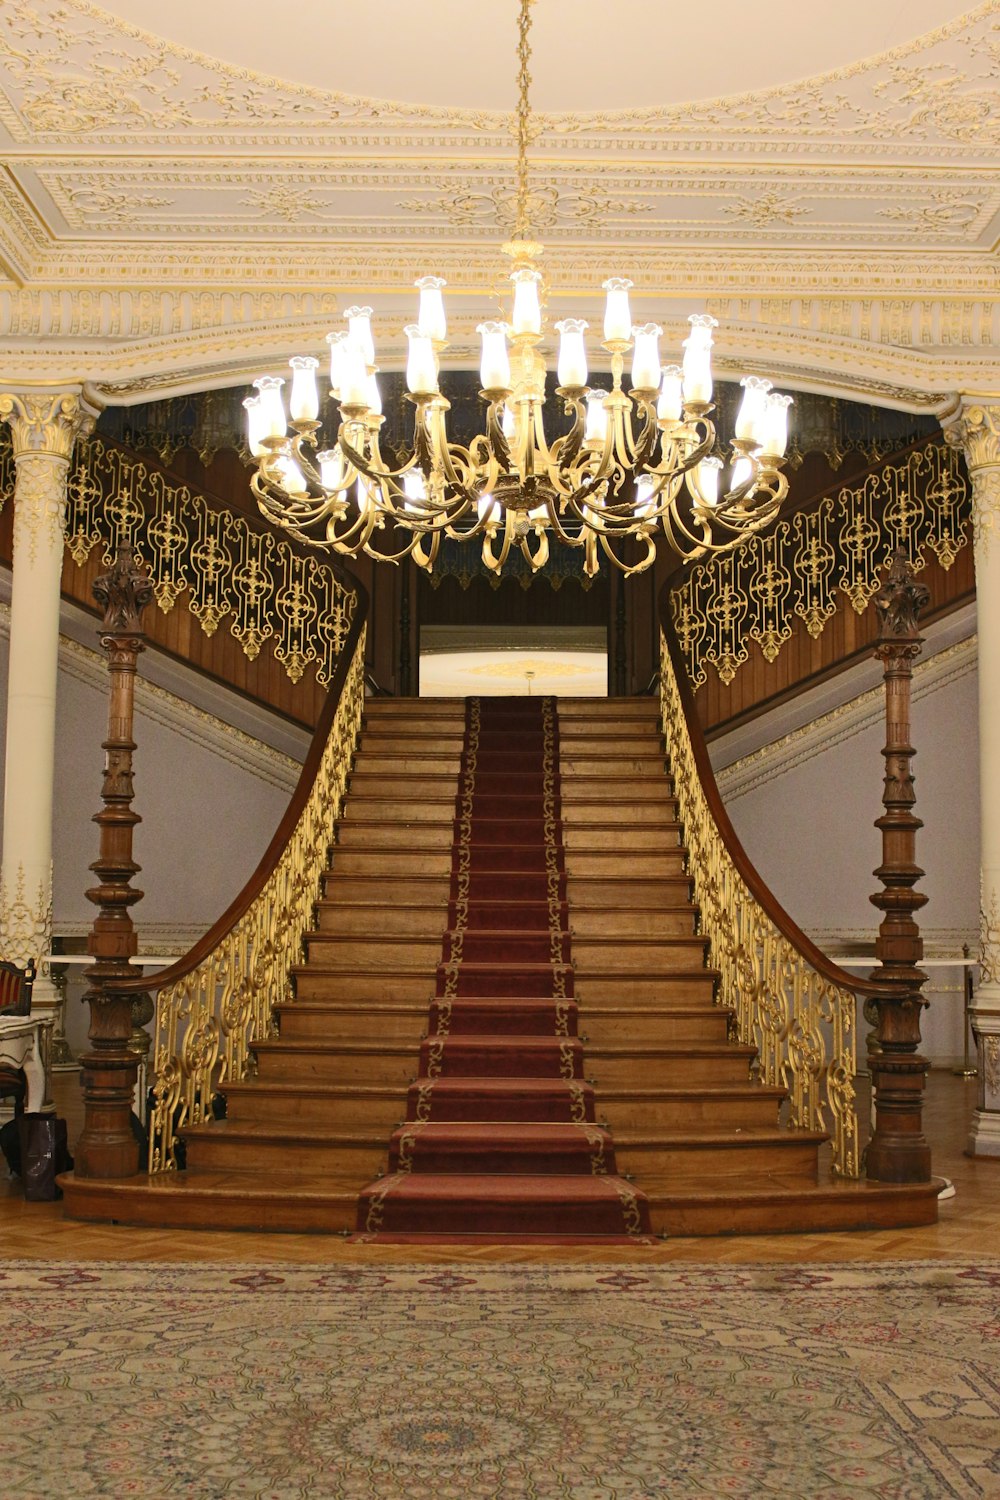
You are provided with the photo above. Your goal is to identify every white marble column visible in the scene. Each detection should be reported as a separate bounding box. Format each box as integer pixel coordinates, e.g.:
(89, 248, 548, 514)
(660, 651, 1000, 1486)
(945, 401, 1000, 1155)
(0, 391, 98, 1076)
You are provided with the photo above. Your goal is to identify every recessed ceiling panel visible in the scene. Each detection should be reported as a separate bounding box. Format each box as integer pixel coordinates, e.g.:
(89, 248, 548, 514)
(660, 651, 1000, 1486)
(91, 0, 972, 113)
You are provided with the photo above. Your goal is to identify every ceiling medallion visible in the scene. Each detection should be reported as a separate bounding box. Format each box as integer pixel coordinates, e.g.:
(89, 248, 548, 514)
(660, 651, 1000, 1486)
(245, 0, 792, 578)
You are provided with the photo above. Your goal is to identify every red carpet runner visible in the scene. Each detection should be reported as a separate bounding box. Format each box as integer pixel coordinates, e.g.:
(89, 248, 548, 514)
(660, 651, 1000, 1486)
(357, 697, 652, 1239)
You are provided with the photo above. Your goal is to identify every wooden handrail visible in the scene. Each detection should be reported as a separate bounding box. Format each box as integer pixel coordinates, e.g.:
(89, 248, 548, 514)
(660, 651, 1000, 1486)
(106, 577, 368, 999)
(659, 573, 902, 1003)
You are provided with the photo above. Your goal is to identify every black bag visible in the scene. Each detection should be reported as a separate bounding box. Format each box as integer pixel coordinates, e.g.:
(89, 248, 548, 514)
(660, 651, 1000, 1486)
(17, 1114, 74, 1201)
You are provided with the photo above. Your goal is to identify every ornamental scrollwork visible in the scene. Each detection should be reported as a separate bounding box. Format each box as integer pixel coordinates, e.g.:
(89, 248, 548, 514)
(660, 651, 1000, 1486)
(0, 863, 52, 969)
(660, 632, 860, 1178)
(146, 634, 366, 1172)
(672, 440, 970, 689)
(0, 433, 356, 689)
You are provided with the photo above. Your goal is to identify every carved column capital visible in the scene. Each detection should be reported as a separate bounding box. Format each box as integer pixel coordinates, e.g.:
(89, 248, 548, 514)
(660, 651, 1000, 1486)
(942, 401, 1000, 556)
(0, 389, 100, 463)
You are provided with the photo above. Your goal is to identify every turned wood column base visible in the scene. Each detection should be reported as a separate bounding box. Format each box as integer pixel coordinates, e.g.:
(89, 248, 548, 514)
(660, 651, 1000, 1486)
(866, 1052, 932, 1183)
(74, 1047, 140, 1178)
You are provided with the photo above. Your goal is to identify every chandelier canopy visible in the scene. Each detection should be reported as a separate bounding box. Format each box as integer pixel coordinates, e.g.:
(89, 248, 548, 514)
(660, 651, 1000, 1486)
(245, 0, 792, 579)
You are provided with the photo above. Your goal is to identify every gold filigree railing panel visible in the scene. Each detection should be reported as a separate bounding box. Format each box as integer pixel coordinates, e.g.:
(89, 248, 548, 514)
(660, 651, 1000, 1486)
(146, 626, 366, 1173)
(672, 441, 970, 688)
(660, 630, 860, 1177)
(0, 433, 355, 687)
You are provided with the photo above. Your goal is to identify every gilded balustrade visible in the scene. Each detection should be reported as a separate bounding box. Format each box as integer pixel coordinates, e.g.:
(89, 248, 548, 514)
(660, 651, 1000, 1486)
(0, 433, 356, 687)
(146, 625, 366, 1172)
(660, 629, 860, 1176)
(672, 440, 970, 688)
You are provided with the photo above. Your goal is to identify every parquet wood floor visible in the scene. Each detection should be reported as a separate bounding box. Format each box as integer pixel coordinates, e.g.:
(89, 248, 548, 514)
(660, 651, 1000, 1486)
(3, 1069, 996, 1264)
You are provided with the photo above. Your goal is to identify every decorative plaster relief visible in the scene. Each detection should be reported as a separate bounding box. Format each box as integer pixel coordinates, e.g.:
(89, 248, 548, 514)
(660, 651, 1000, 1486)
(0, 0, 998, 150)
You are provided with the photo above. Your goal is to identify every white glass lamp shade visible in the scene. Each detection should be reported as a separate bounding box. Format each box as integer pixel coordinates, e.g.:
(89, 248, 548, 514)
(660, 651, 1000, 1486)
(415, 275, 447, 342)
(657, 366, 684, 422)
(253, 376, 287, 440)
(243, 396, 268, 458)
(693, 454, 723, 507)
(402, 469, 427, 513)
(404, 324, 438, 396)
(478, 322, 511, 391)
(735, 376, 772, 443)
(631, 324, 662, 392)
(554, 319, 588, 389)
(682, 314, 718, 405)
(730, 455, 755, 493)
(275, 455, 308, 495)
(478, 491, 497, 522)
(339, 343, 369, 407)
(602, 278, 633, 342)
(502, 404, 517, 440)
(316, 449, 343, 490)
(344, 305, 375, 365)
(758, 393, 793, 457)
(635, 474, 655, 518)
(584, 391, 609, 444)
(326, 331, 348, 398)
(288, 356, 320, 422)
(355, 477, 371, 515)
(509, 268, 543, 336)
(365, 373, 383, 417)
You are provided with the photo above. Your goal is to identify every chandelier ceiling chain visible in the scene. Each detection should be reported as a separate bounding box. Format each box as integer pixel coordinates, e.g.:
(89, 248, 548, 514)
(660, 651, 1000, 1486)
(514, 0, 535, 241)
(244, 0, 793, 579)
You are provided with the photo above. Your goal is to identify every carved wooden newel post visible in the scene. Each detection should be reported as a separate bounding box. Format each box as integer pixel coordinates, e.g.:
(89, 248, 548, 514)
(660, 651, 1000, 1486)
(866, 547, 932, 1183)
(75, 546, 154, 1179)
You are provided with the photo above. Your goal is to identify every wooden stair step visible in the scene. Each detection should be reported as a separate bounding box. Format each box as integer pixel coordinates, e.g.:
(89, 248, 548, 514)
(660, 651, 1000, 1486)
(292, 968, 436, 1002)
(302, 933, 443, 968)
(585, 1044, 756, 1088)
(336, 822, 455, 849)
(275, 1000, 429, 1043)
(572, 935, 710, 969)
(313, 902, 450, 936)
(253, 1039, 421, 1086)
(223, 1080, 409, 1127)
(595, 1084, 786, 1130)
(570, 906, 697, 937)
(564, 850, 687, 876)
(579, 1005, 730, 1045)
(645, 1179, 940, 1237)
(567, 876, 693, 907)
(60, 1169, 360, 1233)
(576, 971, 719, 1004)
(181, 1120, 390, 1177)
(613, 1126, 827, 1186)
(325, 850, 454, 877)
(563, 825, 683, 851)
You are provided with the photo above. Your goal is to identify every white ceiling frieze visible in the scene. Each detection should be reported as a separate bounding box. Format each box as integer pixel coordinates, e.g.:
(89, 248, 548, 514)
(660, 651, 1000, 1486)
(0, 0, 996, 403)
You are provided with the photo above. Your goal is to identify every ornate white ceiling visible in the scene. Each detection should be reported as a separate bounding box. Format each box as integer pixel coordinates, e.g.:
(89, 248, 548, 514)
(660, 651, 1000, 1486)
(0, 0, 997, 408)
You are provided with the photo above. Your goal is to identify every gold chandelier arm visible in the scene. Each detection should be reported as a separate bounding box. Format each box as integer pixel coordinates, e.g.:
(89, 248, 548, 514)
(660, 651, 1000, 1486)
(522, 523, 549, 571)
(599, 526, 658, 577)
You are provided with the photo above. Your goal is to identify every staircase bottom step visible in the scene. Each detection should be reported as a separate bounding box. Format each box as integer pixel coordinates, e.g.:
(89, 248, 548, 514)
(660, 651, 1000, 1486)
(59, 1170, 359, 1233)
(60, 1170, 941, 1237)
(647, 1179, 941, 1237)
(356, 1172, 650, 1238)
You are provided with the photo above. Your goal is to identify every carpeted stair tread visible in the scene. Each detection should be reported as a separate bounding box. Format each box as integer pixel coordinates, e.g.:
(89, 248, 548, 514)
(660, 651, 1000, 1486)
(357, 1171, 650, 1237)
(405, 1076, 596, 1123)
(387, 1121, 616, 1174)
(418, 1035, 583, 1077)
(427, 997, 578, 1034)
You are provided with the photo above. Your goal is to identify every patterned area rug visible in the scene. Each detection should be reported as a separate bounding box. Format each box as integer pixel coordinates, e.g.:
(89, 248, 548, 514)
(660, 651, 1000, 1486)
(2, 1260, 999, 1498)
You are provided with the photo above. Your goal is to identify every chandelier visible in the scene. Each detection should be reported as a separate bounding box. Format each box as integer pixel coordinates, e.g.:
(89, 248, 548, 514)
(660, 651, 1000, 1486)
(245, 0, 792, 579)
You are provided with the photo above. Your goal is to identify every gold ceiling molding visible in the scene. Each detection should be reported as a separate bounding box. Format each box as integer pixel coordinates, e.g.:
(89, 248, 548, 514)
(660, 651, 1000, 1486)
(0, 0, 997, 147)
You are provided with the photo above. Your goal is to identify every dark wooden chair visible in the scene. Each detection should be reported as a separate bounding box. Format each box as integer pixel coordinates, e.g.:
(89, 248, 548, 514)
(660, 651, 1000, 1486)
(0, 961, 41, 1113)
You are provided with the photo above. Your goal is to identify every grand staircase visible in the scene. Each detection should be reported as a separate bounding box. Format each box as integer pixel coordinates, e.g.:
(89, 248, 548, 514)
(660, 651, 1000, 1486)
(65, 694, 939, 1237)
